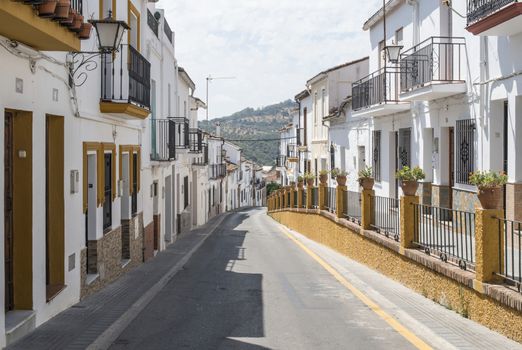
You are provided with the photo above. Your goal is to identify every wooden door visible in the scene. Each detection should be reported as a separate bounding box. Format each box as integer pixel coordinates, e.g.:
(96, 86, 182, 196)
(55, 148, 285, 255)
(4, 112, 14, 312)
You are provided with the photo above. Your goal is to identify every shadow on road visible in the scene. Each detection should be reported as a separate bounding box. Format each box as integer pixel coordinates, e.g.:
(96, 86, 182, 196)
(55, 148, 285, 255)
(110, 209, 270, 349)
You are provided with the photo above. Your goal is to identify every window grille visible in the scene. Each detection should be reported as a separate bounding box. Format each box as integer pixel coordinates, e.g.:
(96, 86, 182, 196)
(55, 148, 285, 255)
(373, 130, 381, 182)
(456, 119, 475, 185)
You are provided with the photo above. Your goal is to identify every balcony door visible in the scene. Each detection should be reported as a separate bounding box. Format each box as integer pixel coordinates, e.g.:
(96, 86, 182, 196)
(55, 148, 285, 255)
(5, 112, 14, 312)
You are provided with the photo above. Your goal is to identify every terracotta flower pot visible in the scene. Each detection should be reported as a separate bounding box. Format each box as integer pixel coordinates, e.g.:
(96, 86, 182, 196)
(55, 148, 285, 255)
(477, 186, 502, 210)
(306, 179, 314, 187)
(400, 180, 419, 196)
(359, 177, 374, 191)
(319, 174, 328, 184)
(70, 13, 83, 32)
(54, 0, 70, 20)
(297, 181, 304, 189)
(38, 0, 59, 17)
(79, 22, 92, 39)
(336, 175, 347, 187)
(60, 8, 75, 26)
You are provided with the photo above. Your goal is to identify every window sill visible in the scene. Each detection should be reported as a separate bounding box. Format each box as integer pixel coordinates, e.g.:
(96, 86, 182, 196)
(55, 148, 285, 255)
(86, 274, 99, 286)
(46, 284, 67, 303)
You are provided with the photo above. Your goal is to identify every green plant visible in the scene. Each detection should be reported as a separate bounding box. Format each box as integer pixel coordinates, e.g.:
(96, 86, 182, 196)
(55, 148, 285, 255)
(331, 168, 348, 178)
(469, 170, 507, 189)
(303, 172, 316, 181)
(267, 182, 281, 195)
(297, 175, 304, 182)
(319, 169, 329, 176)
(358, 166, 373, 179)
(395, 166, 425, 181)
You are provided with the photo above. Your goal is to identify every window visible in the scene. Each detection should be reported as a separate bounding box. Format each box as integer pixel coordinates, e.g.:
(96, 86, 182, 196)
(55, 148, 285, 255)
(378, 40, 385, 69)
(103, 153, 112, 231)
(128, 2, 140, 51)
(395, 27, 403, 46)
(456, 120, 475, 185)
(330, 144, 335, 178)
(373, 131, 381, 182)
(303, 107, 308, 146)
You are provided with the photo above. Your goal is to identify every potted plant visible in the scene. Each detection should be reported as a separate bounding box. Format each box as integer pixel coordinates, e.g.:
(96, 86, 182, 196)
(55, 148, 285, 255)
(358, 166, 374, 190)
(304, 172, 315, 187)
(395, 166, 425, 196)
(54, 0, 71, 20)
(70, 11, 83, 32)
(331, 168, 348, 186)
(469, 170, 507, 209)
(297, 176, 304, 188)
(319, 170, 329, 184)
(38, 0, 59, 17)
(79, 22, 93, 39)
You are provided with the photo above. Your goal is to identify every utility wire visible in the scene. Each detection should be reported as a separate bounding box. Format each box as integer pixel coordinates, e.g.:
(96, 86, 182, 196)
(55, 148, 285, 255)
(224, 136, 297, 142)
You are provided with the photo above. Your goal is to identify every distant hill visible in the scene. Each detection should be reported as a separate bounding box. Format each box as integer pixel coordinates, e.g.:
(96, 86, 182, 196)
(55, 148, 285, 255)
(199, 100, 297, 166)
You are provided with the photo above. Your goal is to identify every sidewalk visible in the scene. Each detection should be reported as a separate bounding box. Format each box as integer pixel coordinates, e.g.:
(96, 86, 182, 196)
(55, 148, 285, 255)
(278, 223, 522, 350)
(8, 213, 229, 350)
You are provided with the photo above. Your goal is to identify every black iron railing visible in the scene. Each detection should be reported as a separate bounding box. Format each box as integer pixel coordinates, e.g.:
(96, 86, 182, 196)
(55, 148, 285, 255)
(164, 19, 173, 43)
(352, 66, 401, 111)
(189, 128, 203, 153)
(312, 187, 319, 209)
(209, 163, 226, 179)
(168, 117, 189, 149)
(325, 187, 337, 213)
(371, 195, 400, 241)
(287, 144, 298, 159)
(413, 204, 475, 271)
(192, 144, 208, 165)
(496, 218, 522, 291)
(302, 189, 307, 208)
(293, 190, 298, 208)
(297, 128, 305, 146)
(344, 190, 361, 225)
(467, 0, 518, 25)
(277, 155, 287, 167)
(150, 119, 176, 161)
(400, 37, 466, 93)
(147, 9, 159, 37)
(101, 45, 151, 110)
(71, 0, 83, 15)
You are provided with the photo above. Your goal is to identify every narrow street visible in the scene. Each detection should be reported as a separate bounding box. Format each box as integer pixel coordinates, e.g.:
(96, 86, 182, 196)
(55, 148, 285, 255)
(105, 208, 520, 350)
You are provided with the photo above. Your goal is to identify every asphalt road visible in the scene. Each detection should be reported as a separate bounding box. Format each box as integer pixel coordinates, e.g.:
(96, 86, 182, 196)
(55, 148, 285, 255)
(109, 208, 416, 350)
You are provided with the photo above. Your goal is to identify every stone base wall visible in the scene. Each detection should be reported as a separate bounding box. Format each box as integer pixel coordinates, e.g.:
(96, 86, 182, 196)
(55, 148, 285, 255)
(506, 182, 522, 222)
(432, 184, 451, 209)
(269, 210, 522, 343)
(417, 181, 432, 206)
(81, 213, 144, 299)
(144, 220, 155, 262)
(453, 188, 479, 212)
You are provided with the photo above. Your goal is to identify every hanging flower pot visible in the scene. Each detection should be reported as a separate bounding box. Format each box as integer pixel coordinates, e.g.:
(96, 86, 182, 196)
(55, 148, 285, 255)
(54, 0, 70, 20)
(477, 187, 502, 210)
(70, 13, 83, 32)
(38, 0, 59, 17)
(78, 22, 92, 39)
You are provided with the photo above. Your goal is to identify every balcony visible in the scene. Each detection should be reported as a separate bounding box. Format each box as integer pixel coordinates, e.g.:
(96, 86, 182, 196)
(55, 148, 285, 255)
(192, 144, 208, 166)
(276, 155, 287, 168)
(0, 0, 89, 51)
(467, 0, 522, 35)
(286, 144, 298, 162)
(100, 45, 151, 119)
(352, 67, 409, 118)
(209, 164, 226, 179)
(189, 129, 204, 153)
(150, 118, 190, 161)
(147, 9, 159, 37)
(399, 37, 467, 102)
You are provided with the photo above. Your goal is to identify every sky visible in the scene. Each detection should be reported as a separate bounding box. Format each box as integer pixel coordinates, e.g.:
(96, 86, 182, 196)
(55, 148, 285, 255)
(157, 0, 382, 120)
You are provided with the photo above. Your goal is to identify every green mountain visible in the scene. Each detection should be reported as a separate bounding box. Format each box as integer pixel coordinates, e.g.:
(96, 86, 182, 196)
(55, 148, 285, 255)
(199, 100, 297, 166)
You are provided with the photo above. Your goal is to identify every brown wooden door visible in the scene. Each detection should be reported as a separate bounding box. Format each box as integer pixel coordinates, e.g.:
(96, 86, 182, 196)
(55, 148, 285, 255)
(449, 127, 455, 208)
(4, 112, 14, 312)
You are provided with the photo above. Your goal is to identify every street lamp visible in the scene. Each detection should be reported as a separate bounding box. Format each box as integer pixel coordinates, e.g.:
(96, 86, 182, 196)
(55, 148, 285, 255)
(69, 11, 130, 87)
(206, 75, 236, 122)
(382, 0, 402, 64)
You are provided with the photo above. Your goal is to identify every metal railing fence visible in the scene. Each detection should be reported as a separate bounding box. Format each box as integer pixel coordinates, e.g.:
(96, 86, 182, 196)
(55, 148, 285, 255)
(344, 190, 361, 225)
(371, 195, 400, 241)
(413, 204, 475, 271)
(496, 218, 522, 291)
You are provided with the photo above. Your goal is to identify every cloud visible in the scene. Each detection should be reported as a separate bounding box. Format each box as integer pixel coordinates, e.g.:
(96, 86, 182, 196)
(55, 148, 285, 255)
(157, 0, 382, 119)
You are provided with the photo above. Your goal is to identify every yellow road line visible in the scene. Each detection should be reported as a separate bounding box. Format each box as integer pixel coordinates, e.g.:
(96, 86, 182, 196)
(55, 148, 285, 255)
(279, 226, 433, 350)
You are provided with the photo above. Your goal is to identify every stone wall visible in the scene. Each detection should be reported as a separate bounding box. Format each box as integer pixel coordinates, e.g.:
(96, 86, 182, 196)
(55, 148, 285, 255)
(269, 210, 522, 342)
(81, 213, 144, 299)
(432, 184, 451, 209)
(506, 183, 522, 222)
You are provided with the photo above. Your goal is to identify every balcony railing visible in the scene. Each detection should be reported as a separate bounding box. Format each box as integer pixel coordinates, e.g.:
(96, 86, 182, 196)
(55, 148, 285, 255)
(147, 9, 159, 37)
(400, 37, 465, 93)
(71, 0, 83, 15)
(352, 66, 401, 111)
(277, 155, 287, 167)
(170, 117, 189, 149)
(297, 128, 305, 146)
(467, 0, 518, 25)
(192, 144, 208, 166)
(150, 119, 175, 161)
(101, 45, 151, 110)
(164, 19, 173, 43)
(286, 144, 298, 159)
(209, 164, 226, 179)
(189, 128, 203, 153)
